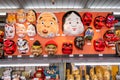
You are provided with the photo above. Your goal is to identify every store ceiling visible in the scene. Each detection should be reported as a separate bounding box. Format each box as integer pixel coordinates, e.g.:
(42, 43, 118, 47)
(0, 0, 120, 9)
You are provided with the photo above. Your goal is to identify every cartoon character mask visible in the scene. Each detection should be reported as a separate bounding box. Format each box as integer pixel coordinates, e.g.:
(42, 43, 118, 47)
(16, 23, 26, 38)
(85, 27, 94, 41)
(6, 13, 16, 24)
(34, 67, 45, 79)
(103, 30, 119, 47)
(31, 40, 42, 56)
(62, 11, 84, 36)
(45, 40, 57, 55)
(37, 12, 59, 38)
(74, 36, 85, 50)
(103, 70, 110, 80)
(94, 16, 106, 29)
(5, 24, 15, 39)
(4, 39, 16, 55)
(27, 9, 36, 23)
(106, 14, 118, 28)
(16, 9, 26, 23)
(17, 38, 29, 54)
(94, 39, 105, 52)
(62, 42, 73, 54)
(27, 24, 37, 37)
(82, 12, 92, 26)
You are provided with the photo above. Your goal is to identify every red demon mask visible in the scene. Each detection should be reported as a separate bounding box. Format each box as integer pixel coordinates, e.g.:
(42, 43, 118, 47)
(94, 16, 106, 29)
(62, 42, 73, 54)
(82, 12, 92, 26)
(106, 14, 118, 28)
(94, 39, 105, 52)
(34, 67, 45, 79)
(4, 39, 16, 55)
(103, 30, 119, 47)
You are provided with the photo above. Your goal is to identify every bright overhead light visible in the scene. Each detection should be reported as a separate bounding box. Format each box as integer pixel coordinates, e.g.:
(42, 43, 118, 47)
(0, 6, 18, 9)
(113, 12, 120, 15)
(90, 6, 120, 9)
(0, 12, 6, 15)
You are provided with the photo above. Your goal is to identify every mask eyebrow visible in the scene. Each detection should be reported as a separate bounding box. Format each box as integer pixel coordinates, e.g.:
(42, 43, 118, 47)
(39, 17, 42, 20)
(52, 17, 56, 20)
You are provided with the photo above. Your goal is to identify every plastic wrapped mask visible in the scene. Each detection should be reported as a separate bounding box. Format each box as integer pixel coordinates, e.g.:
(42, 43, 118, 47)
(34, 67, 45, 79)
(37, 12, 59, 38)
(74, 36, 85, 50)
(62, 42, 73, 54)
(27, 24, 37, 37)
(27, 9, 36, 23)
(62, 11, 84, 36)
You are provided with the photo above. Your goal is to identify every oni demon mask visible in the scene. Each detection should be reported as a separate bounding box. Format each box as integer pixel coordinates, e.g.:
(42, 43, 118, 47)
(34, 67, 45, 79)
(62, 11, 84, 36)
(37, 12, 59, 38)
(4, 39, 16, 55)
(106, 14, 118, 28)
(103, 30, 119, 47)
(17, 38, 29, 54)
(94, 39, 105, 52)
(45, 40, 57, 55)
(27, 24, 37, 37)
(31, 40, 42, 56)
(5, 24, 15, 39)
(6, 13, 16, 24)
(82, 12, 92, 26)
(74, 36, 85, 50)
(62, 42, 73, 54)
(94, 16, 106, 29)
(84, 27, 94, 41)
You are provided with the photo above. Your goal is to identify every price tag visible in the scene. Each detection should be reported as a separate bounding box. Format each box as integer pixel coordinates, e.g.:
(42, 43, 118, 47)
(112, 47, 115, 50)
(79, 54, 83, 57)
(17, 55, 22, 58)
(87, 43, 92, 45)
(96, 30, 100, 32)
(43, 55, 48, 57)
(33, 78, 39, 80)
(8, 56, 12, 58)
(29, 55, 34, 58)
(61, 34, 66, 36)
(99, 54, 103, 57)
(69, 54, 74, 57)
(46, 76, 51, 79)
(30, 38, 34, 40)
(56, 34, 60, 36)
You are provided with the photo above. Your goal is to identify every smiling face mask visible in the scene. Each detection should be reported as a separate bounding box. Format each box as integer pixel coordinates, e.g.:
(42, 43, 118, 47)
(63, 11, 84, 36)
(27, 10, 36, 23)
(27, 24, 37, 37)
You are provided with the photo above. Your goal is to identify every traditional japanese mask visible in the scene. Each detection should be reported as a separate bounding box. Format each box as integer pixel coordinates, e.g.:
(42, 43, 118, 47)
(27, 24, 37, 37)
(74, 36, 85, 50)
(85, 27, 94, 41)
(94, 16, 106, 29)
(103, 70, 110, 80)
(37, 12, 59, 38)
(93, 39, 105, 52)
(17, 38, 29, 54)
(45, 40, 58, 55)
(4, 39, 16, 55)
(0, 38, 3, 49)
(31, 40, 42, 56)
(115, 29, 120, 38)
(67, 75, 74, 80)
(34, 67, 45, 79)
(85, 75, 90, 80)
(116, 41, 120, 56)
(106, 13, 118, 28)
(62, 42, 73, 54)
(90, 68, 95, 78)
(26, 9, 37, 23)
(16, 23, 26, 38)
(6, 13, 16, 24)
(0, 30, 4, 38)
(92, 75, 98, 80)
(5, 24, 15, 39)
(62, 11, 84, 36)
(82, 12, 92, 26)
(16, 9, 26, 23)
(103, 30, 119, 47)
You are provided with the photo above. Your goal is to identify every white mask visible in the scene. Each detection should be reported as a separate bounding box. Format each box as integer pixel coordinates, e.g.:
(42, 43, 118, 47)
(27, 24, 36, 37)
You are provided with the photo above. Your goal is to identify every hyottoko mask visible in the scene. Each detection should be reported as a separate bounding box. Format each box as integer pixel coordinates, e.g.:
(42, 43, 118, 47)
(82, 12, 92, 26)
(62, 42, 73, 54)
(5, 24, 15, 39)
(94, 16, 106, 29)
(31, 40, 42, 56)
(103, 30, 119, 47)
(74, 36, 85, 50)
(27, 24, 37, 37)
(27, 9, 37, 23)
(17, 38, 29, 54)
(6, 13, 16, 24)
(62, 11, 84, 36)
(45, 40, 57, 55)
(37, 12, 59, 38)
(85, 27, 94, 41)
(16, 23, 26, 38)
(94, 39, 105, 52)
(106, 14, 118, 28)
(16, 9, 26, 23)
(4, 39, 16, 55)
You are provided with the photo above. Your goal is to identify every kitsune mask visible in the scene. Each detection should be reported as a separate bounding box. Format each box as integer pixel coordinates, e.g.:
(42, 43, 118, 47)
(4, 39, 16, 55)
(85, 27, 94, 41)
(82, 12, 92, 26)
(62, 42, 73, 54)
(45, 40, 57, 55)
(74, 36, 85, 50)
(27, 24, 37, 37)
(17, 38, 29, 54)
(5, 24, 15, 39)
(63, 11, 84, 36)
